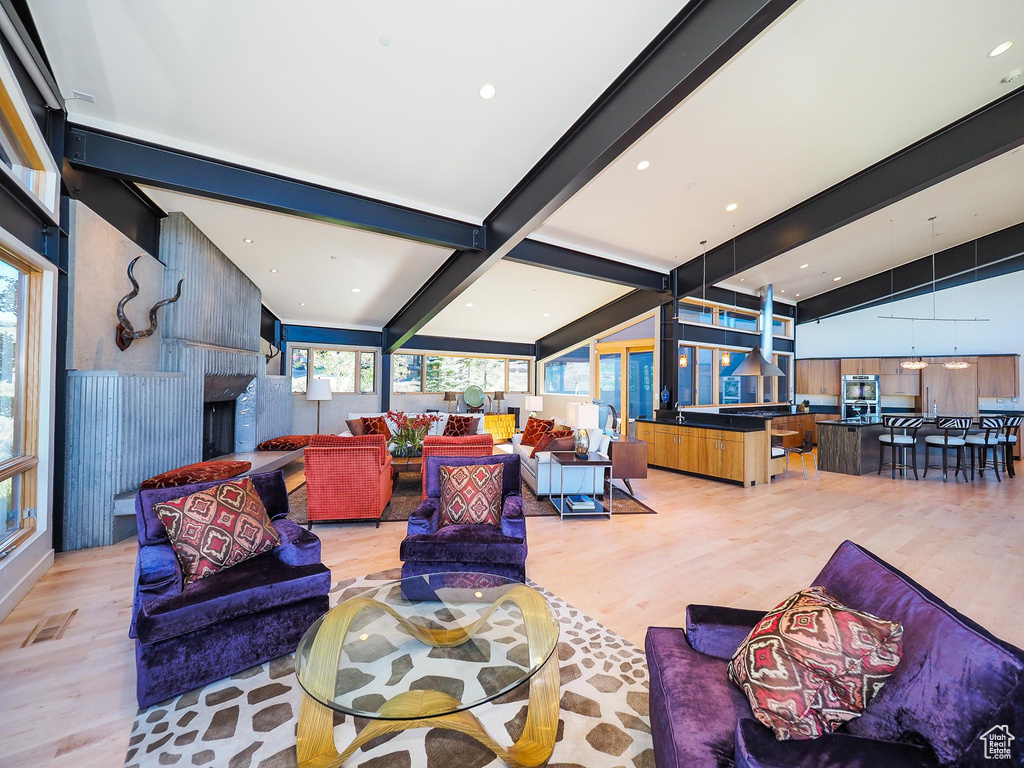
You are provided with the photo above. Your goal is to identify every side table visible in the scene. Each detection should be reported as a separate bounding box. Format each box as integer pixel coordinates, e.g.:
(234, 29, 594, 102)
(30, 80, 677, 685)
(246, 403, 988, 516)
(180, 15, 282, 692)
(549, 451, 613, 519)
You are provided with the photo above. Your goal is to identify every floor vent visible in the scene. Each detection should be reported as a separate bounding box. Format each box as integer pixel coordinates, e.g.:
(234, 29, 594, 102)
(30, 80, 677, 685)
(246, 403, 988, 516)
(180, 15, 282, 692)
(22, 609, 77, 647)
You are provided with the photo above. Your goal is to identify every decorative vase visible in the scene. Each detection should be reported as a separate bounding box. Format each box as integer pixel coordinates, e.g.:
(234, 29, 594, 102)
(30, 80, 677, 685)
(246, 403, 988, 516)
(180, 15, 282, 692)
(574, 428, 590, 458)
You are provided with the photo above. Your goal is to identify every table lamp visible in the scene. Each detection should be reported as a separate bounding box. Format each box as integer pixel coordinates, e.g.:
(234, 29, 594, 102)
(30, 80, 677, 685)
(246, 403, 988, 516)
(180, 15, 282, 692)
(567, 402, 599, 457)
(443, 390, 458, 413)
(306, 378, 332, 434)
(524, 395, 543, 418)
(492, 391, 504, 413)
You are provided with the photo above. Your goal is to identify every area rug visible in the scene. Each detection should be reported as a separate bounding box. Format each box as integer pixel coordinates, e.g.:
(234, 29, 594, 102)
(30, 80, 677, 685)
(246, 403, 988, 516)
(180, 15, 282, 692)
(124, 568, 653, 768)
(287, 477, 655, 525)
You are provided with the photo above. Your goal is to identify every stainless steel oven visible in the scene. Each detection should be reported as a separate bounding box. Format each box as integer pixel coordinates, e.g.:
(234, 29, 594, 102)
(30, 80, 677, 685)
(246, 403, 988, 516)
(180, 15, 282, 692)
(842, 374, 880, 419)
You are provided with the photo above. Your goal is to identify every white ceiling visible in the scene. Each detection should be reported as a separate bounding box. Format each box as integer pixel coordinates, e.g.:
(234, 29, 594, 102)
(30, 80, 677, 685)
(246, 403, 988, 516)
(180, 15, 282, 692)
(536, 0, 1024, 271)
(419, 261, 631, 343)
(718, 147, 1024, 299)
(29, 0, 684, 223)
(139, 186, 452, 329)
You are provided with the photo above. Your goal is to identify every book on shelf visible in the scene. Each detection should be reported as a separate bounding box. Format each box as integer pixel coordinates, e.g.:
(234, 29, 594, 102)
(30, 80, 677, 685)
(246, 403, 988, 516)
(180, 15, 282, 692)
(565, 495, 595, 510)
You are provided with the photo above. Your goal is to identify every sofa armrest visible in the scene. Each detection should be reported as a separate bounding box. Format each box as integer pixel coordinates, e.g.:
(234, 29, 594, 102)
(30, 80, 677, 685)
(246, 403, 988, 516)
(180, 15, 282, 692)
(272, 518, 323, 567)
(685, 604, 766, 660)
(132, 543, 182, 638)
(512, 433, 523, 449)
(500, 493, 526, 539)
(408, 498, 439, 536)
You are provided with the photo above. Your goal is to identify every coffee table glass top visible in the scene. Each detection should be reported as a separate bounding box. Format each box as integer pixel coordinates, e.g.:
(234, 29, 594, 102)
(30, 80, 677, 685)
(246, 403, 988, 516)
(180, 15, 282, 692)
(295, 572, 559, 720)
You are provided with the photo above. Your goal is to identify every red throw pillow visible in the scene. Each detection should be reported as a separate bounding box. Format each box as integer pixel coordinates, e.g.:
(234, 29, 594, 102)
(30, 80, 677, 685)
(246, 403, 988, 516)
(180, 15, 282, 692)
(521, 417, 555, 447)
(443, 415, 478, 437)
(346, 418, 366, 436)
(153, 477, 281, 585)
(362, 416, 392, 440)
(141, 460, 252, 490)
(531, 428, 575, 459)
(438, 463, 504, 527)
(728, 586, 903, 741)
(256, 435, 311, 451)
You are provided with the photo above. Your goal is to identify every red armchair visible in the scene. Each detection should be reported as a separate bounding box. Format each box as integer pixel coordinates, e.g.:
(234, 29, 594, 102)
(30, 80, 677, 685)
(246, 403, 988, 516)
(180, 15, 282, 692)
(420, 434, 494, 497)
(304, 434, 393, 527)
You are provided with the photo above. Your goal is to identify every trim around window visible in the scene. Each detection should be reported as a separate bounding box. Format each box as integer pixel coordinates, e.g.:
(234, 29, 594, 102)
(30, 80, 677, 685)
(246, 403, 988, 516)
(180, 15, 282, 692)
(391, 351, 532, 395)
(288, 345, 378, 395)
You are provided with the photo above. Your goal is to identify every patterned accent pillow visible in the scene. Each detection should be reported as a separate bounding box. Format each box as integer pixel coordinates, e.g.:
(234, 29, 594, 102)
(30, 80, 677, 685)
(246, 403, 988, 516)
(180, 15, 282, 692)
(728, 586, 903, 741)
(256, 435, 311, 451)
(153, 477, 281, 585)
(438, 463, 504, 527)
(442, 415, 478, 437)
(521, 417, 555, 447)
(530, 427, 575, 458)
(141, 460, 252, 490)
(361, 416, 392, 440)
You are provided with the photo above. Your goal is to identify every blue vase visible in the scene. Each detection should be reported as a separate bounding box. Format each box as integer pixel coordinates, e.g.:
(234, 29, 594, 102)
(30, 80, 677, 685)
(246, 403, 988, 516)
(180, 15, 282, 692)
(661, 386, 670, 405)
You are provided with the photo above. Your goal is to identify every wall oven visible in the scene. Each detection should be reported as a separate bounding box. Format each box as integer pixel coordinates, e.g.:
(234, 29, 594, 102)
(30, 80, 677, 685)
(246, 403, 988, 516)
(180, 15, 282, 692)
(842, 374, 880, 419)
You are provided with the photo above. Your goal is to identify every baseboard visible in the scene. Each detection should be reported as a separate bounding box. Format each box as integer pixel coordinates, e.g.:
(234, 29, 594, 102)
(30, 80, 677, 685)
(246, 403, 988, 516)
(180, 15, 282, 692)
(0, 534, 55, 623)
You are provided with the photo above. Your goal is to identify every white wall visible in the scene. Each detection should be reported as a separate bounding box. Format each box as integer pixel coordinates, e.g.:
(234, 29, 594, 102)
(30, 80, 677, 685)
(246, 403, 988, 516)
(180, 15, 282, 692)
(796, 270, 1024, 410)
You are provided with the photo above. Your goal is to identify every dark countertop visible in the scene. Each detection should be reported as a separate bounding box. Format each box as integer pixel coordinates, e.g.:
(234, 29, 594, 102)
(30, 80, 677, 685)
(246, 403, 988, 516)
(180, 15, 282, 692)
(820, 412, 1024, 428)
(636, 417, 766, 433)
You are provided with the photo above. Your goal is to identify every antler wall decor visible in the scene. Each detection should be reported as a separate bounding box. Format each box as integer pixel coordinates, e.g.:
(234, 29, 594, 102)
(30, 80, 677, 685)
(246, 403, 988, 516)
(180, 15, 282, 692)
(115, 256, 185, 350)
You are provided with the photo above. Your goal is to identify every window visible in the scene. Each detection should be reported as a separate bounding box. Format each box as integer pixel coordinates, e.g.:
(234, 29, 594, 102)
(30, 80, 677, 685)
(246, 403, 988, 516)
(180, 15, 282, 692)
(289, 346, 376, 394)
(393, 354, 423, 392)
(675, 301, 714, 325)
(507, 359, 530, 392)
(677, 345, 695, 406)
(680, 342, 793, 407)
(0, 56, 59, 219)
(676, 299, 793, 338)
(719, 352, 759, 404)
(543, 346, 590, 396)
(697, 348, 714, 405)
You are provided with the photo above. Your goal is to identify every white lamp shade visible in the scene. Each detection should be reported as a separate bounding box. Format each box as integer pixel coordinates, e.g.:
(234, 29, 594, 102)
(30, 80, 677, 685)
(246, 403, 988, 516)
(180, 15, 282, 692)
(306, 378, 333, 401)
(525, 395, 544, 412)
(567, 402, 599, 430)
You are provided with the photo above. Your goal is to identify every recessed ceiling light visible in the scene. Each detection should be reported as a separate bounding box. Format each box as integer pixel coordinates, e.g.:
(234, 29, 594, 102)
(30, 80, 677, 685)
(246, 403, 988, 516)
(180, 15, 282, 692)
(833, 276, 842, 282)
(779, 289, 785, 293)
(543, 312, 550, 317)
(725, 203, 738, 212)
(739, 278, 744, 282)
(795, 293, 800, 297)
(988, 40, 1014, 58)
(242, 238, 253, 244)
(479, 83, 496, 100)
(379, 34, 391, 47)
(466, 302, 474, 307)
(269, 268, 278, 273)
(351, 287, 360, 293)
(299, 302, 306, 306)
(799, 263, 809, 269)
(636, 160, 650, 171)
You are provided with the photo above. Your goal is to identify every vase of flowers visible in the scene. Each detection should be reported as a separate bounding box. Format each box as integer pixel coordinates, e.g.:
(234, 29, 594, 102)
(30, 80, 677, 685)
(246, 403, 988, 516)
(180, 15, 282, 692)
(386, 410, 442, 457)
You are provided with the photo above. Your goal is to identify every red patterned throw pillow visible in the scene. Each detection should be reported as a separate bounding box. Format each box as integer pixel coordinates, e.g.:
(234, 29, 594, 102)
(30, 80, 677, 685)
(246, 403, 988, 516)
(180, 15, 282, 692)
(728, 586, 903, 741)
(256, 435, 311, 451)
(442, 415, 478, 437)
(530, 427, 575, 459)
(362, 416, 392, 440)
(438, 463, 504, 527)
(153, 477, 281, 586)
(141, 460, 252, 490)
(521, 417, 555, 447)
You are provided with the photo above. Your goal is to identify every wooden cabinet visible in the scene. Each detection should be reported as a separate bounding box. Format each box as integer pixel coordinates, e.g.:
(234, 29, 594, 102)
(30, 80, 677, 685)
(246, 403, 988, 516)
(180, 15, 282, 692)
(920, 360, 979, 416)
(880, 372, 921, 396)
(879, 358, 902, 375)
(678, 429, 701, 473)
(840, 358, 880, 375)
(653, 425, 677, 470)
(977, 355, 1020, 398)
(700, 435, 744, 482)
(796, 359, 841, 395)
(640, 422, 769, 485)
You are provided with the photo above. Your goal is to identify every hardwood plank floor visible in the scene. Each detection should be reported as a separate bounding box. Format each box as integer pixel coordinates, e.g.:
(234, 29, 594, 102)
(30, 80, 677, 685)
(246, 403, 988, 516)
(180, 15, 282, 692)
(1, 464, 1021, 766)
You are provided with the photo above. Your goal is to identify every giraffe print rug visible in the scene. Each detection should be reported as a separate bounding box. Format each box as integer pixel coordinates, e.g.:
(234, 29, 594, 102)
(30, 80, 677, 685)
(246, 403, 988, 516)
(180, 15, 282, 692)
(124, 568, 654, 768)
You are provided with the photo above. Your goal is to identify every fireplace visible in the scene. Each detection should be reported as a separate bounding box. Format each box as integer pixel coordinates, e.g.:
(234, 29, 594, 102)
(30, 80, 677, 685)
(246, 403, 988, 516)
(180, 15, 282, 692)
(203, 401, 236, 461)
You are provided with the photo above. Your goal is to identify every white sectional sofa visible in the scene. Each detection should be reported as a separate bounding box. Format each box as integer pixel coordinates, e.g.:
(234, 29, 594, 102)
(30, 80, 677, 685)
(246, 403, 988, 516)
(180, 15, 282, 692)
(339, 411, 491, 437)
(512, 428, 611, 497)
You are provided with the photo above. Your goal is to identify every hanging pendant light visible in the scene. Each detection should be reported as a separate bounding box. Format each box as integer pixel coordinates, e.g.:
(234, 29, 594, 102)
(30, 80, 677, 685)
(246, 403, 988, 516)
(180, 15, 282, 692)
(678, 351, 688, 368)
(720, 351, 731, 367)
(942, 321, 971, 370)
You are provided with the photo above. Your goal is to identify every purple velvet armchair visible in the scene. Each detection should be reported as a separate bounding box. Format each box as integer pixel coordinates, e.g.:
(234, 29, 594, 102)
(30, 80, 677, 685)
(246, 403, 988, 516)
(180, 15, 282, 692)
(400, 454, 527, 582)
(646, 540, 1024, 768)
(129, 470, 331, 708)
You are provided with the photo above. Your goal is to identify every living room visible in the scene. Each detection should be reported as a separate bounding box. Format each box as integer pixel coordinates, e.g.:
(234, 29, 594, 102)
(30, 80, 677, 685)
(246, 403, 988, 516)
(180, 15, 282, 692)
(1, 2, 1023, 767)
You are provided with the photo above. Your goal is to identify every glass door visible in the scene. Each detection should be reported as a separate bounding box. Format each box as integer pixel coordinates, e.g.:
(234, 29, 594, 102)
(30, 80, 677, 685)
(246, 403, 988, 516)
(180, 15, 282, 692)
(597, 353, 622, 433)
(627, 350, 654, 423)
(594, 343, 655, 435)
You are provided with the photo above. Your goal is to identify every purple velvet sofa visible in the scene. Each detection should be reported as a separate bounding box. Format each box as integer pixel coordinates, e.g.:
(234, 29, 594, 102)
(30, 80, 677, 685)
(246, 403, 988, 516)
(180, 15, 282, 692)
(129, 470, 331, 708)
(400, 454, 527, 582)
(646, 540, 1024, 768)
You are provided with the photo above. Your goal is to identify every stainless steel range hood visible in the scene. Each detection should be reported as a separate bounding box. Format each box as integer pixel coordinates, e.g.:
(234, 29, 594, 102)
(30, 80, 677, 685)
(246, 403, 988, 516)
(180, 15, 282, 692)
(734, 284, 784, 377)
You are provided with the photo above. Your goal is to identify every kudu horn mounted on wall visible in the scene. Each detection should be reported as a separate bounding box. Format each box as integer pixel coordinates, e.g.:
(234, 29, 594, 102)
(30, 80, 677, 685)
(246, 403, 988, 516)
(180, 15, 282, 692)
(115, 256, 185, 351)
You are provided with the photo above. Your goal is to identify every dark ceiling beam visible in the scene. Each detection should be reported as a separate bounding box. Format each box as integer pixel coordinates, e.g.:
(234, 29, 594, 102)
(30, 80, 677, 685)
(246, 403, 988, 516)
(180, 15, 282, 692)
(536, 290, 667, 360)
(64, 124, 485, 252)
(384, 0, 797, 353)
(797, 221, 1024, 324)
(673, 86, 1024, 296)
(503, 238, 669, 292)
(62, 161, 164, 255)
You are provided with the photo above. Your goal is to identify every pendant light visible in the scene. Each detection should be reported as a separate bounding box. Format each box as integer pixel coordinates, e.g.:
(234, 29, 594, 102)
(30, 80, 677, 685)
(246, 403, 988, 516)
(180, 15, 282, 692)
(678, 350, 688, 368)
(721, 350, 731, 367)
(942, 321, 971, 370)
(902, 319, 929, 369)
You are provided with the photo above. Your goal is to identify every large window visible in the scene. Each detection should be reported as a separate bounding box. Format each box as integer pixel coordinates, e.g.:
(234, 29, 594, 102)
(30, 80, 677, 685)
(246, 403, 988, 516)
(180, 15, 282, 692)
(392, 353, 532, 394)
(678, 341, 793, 407)
(289, 346, 376, 394)
(543, 346, 590, 396)
(677, 299, 792, 339)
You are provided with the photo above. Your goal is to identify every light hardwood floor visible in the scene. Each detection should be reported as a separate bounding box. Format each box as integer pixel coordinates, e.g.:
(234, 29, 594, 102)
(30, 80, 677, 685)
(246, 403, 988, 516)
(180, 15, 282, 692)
(1, 463, 1022, 766)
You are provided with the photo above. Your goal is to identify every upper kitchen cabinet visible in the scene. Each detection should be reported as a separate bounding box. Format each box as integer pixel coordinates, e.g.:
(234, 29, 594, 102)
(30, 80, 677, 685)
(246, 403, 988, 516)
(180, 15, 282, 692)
(840, 358, 881, 375)
(920, 359, 979, 416)
(977, 355, 1020, 398)
(796, 359, 841, 395)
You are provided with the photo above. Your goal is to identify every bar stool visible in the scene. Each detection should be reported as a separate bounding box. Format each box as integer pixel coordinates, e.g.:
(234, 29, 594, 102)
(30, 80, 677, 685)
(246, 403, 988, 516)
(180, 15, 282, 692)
(783, 430, 818, 480)
(998, 415, 1021, 478)
(877, 415, 923, 480)
(923, 416, 971, 482)
(966, 416, 1005, 482)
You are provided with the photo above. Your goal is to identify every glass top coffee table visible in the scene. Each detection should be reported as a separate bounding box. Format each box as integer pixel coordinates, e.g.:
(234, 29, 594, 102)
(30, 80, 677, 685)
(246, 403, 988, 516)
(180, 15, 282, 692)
(294, 572, 560, 768)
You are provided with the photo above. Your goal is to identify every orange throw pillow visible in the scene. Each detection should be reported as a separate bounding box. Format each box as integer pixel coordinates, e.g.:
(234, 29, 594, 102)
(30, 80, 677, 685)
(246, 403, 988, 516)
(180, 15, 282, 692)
(443, 415, 478, 437)
(362, 416, 392, 440)
(521, 417, 555, 447)
(531, 427, 575, 458)
(256, 435, 311, 451)
(141, 460, 251, 490)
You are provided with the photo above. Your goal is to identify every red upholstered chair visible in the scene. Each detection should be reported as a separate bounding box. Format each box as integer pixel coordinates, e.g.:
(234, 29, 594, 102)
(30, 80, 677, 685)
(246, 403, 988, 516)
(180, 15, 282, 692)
(420, 434, 494, 498)
(304, 434, 393, 528)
